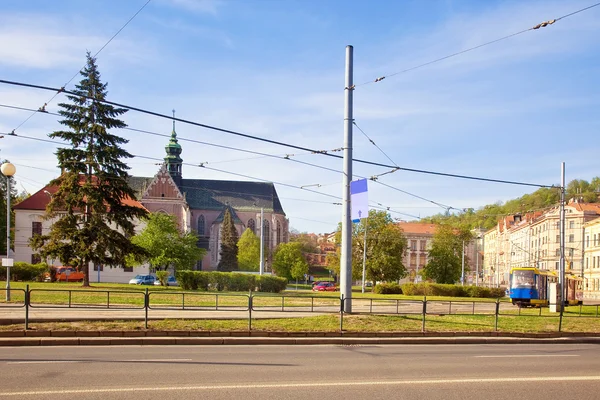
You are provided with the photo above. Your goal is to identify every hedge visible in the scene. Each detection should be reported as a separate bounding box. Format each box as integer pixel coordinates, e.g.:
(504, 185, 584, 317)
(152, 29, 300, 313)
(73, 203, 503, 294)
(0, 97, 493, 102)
(373, 283, 403, 294)
(400, 283, 505, 298)
(0, 262, 48, 282)
(175, 271, 287, 293)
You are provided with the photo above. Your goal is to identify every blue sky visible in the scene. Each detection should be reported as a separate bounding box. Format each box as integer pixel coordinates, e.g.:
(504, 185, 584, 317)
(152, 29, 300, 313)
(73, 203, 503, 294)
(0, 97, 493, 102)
(1, 0, 599, 234)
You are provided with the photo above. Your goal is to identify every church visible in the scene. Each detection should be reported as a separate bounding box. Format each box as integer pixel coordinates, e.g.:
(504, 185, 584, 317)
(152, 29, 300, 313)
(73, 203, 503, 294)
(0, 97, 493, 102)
(13, 121, 289, 279)
(130, 120, 289, 270)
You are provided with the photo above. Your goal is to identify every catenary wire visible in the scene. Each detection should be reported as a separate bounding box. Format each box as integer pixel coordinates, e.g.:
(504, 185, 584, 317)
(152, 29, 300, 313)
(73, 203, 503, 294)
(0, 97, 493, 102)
(357, 2, 600, 87)
(0, 80, 554, 188)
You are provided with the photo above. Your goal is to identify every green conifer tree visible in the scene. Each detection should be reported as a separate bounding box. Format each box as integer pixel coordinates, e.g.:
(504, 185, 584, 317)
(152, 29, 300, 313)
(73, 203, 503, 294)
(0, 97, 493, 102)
(218, 208, 239, 271)
(30, 52, 148, 286)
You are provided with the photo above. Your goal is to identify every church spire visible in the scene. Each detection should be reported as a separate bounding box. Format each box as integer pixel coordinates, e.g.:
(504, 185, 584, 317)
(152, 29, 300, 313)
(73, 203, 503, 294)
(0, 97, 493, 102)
(164, 109, 183, 183)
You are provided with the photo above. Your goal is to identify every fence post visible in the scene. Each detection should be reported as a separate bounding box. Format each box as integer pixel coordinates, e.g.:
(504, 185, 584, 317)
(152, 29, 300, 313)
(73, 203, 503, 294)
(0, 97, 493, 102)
(494, 298, 500, 332)
(25, 284, 30, 331)
(422, 296, 427, 333)
(339, 295, 344, 333)
(248, 292, 253, 332)
(144, 288, 149, 330)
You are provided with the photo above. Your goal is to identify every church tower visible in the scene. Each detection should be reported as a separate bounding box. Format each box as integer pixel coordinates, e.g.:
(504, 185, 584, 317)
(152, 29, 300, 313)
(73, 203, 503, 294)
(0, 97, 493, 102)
(164, 109, 183, 185)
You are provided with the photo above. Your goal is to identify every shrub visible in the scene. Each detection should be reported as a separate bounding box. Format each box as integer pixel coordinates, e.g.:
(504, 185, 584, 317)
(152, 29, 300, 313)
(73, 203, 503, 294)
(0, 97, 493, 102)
(373, 283, 403, 294)
(155, 271, 170, 286)
(0, 262, 47, 281)
(256, 275, 287, 293)
(174, 271, 286, 293)
(176, 270, 198, 290)
(400, 283, 504, 298)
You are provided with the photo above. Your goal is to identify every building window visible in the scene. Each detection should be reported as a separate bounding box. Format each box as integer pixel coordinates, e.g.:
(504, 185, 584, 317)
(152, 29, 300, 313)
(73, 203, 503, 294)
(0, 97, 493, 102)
(32, 221, 42, 236)
(276, 221, 282, 245)
(586, 258, 589, 269)
(410, 240, 417, 251)
(123, 266, 133, 272)
(248, 218, 256, 235)
(556, 235, 560, 243)
(568, 248, 574, 257)
(420, 240, 427, 251)
(569, 234, 574, 243)
(93, 264, 104, 271)
(31, 254, 41, 264)
(555, 249, 560, 257)
(263, 219, 270, 249)
(587, 236, 590, 247)
(569, 220, 575, 229)
(197, 215, 205, 236)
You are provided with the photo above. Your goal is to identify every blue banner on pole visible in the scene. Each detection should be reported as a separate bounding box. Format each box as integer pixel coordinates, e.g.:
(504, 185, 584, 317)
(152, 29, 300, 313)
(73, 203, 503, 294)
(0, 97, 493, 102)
(350, 179, 368, 223)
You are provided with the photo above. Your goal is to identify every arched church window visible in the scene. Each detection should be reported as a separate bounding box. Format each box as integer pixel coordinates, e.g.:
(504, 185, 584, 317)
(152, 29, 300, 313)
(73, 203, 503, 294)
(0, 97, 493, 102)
(197, 215, 205, 236)
(276, 220, 282, 245)
(248, 218, 256, 234)
(263, 219, 270, 249)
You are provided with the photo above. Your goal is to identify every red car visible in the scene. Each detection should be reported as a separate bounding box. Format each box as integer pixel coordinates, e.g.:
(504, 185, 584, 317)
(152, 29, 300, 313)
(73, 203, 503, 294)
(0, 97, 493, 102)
(312, 282, 338, 292)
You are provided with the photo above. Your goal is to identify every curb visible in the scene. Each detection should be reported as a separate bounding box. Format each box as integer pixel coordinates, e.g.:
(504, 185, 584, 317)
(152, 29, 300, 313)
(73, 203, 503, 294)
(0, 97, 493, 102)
(1, 336, 600, 347)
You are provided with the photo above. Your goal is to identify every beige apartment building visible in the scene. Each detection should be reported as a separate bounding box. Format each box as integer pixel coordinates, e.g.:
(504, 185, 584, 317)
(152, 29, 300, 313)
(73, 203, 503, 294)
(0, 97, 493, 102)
(482, 200, 600, 296)
(584, 217, 600, 300)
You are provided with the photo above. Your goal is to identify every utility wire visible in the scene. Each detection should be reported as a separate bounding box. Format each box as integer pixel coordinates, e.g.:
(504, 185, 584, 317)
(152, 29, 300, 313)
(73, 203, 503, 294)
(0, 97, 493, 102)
(10, 0, 152, 133)
(0, 80, 553, 188)
(359, 2, 600, 87)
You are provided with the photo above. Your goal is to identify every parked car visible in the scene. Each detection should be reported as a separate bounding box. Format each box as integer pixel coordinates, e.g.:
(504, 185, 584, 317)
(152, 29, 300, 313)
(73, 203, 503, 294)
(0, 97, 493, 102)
(128, 275, 156, 285)
(52, 266, 85, 282)
(312, 282, 338, 292)
(154, 276, 179, 287)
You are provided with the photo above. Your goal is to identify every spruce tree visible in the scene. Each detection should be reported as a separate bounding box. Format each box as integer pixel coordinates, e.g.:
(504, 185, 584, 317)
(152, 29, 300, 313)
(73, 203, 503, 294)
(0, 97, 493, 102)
(30, 52, 148, 286)
(218, 208, 239, 271)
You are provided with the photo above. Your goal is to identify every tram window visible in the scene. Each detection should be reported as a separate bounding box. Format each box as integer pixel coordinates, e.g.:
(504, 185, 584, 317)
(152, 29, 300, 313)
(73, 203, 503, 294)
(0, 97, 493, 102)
(511, 270, 534, 289)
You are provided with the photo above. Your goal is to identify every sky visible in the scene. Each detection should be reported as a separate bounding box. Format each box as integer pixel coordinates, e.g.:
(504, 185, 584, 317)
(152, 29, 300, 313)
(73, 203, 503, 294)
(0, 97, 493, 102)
(0, 0, 599, 234)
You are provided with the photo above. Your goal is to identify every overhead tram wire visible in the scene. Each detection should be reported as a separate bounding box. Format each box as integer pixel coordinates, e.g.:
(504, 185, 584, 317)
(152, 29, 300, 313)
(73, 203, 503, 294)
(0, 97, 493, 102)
(353, 120, 460, 211)
(0, 81, 553, 189)
(358, 2, 600, 87)
(10, 0, 152, 133)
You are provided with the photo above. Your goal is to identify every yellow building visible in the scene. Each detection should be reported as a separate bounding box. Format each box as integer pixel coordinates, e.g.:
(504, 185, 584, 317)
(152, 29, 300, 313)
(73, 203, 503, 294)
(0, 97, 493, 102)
(584, 217, 600, 300)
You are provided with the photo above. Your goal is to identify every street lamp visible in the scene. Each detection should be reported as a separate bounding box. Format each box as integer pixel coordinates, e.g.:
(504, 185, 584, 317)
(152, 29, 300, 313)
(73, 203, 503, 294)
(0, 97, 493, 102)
(1, 162, 16, 301)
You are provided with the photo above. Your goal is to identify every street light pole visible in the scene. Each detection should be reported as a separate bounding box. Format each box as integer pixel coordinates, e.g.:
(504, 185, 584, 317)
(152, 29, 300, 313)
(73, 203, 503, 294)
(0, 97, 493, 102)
(259, 207, 264, 275)
(1, 162, 16, 302)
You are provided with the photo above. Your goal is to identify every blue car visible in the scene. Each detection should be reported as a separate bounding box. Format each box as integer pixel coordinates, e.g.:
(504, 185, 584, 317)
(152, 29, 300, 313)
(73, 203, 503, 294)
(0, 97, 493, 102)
(128, 274, 156, 285)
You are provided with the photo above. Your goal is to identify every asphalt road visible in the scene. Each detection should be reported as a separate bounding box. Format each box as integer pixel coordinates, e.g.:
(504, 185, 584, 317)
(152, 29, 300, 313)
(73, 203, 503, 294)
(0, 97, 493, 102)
(0, 344, 599, 399)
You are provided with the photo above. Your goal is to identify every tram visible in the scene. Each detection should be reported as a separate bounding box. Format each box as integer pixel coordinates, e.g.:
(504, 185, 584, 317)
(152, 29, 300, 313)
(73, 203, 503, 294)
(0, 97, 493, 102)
(509, 267, 583, 307)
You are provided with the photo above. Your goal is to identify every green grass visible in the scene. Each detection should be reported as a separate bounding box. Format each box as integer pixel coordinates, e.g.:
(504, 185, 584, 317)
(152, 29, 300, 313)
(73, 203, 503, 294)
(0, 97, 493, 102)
(2, 314, 600, 334)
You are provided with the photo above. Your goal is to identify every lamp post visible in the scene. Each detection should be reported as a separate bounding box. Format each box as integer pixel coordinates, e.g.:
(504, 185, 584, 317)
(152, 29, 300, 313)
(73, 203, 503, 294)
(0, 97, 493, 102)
(1, 162, 16, 301)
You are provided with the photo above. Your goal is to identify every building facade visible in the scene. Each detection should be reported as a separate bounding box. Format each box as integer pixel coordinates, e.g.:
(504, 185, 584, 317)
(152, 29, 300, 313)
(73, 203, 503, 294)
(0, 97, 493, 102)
(584, 217, 600, 300)
(13, 121, 289, 280)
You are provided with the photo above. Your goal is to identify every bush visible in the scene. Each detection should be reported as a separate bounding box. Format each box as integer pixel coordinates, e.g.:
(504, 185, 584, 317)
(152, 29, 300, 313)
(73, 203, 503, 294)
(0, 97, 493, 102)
(155, 271, 170, 286)
(373, 283, 403, 294)
(175, 271, 287, 293)
(400, 283, 504, 298)
(0, 262, 47, 281)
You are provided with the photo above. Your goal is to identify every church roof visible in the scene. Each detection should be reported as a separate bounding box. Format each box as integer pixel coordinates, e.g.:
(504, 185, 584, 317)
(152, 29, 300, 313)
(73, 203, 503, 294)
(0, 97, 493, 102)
(213, 205, 243, 225)
(178, 178, 285, 214)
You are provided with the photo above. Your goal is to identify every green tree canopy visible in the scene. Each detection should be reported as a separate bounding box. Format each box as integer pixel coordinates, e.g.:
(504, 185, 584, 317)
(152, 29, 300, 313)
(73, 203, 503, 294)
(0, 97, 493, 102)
(326, 210, 408, 283)
(237, 228, 260, 271)
(30, 53, 148, 286)
(272, 242, 309, 280)
(218, 208, 239, 271)
(422, 225, 472, 284)
(127, 212, 205, 271)
(289, 231, 319, 254)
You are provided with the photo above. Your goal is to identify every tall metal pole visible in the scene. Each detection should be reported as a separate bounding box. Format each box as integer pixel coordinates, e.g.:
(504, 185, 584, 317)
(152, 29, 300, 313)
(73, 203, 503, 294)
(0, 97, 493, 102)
(361, 218, 367, 294)
(341, 45, 354, 312)
(559, 162, 566, 314)
(461, 240, 465, 286)
(5, 175, 11, 301)
(259, 208, 264, 275)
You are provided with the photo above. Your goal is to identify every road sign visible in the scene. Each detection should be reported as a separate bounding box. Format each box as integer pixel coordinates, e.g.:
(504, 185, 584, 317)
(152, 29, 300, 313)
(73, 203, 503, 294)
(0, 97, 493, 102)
(350, 178, 368, 223)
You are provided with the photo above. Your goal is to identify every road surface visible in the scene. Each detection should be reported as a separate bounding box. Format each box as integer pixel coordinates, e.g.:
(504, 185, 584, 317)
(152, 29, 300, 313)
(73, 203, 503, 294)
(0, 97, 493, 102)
(0, 343, 599, 399)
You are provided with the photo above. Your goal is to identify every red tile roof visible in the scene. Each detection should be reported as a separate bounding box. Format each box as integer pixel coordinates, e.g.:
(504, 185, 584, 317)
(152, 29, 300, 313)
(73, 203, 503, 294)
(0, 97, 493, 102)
(397, 222, 439, 235)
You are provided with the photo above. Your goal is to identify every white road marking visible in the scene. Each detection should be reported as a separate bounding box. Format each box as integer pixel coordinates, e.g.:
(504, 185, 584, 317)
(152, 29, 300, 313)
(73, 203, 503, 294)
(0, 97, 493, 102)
(1, 375, 599, 396)
(122, 359, 193, 362)
(475, 355, 579, 358)
(6, 361, 81, 365)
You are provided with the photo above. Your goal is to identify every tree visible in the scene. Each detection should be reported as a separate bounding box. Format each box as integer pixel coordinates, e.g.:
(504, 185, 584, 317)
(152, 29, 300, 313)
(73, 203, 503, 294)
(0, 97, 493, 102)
(218, 208, 239, 271)
(289, 231, 318, 254)
(327, 210, 408, 284)
(30, 52, 148, 286)
(237, 228, 260, 271)
(272, 242, 309, 280)
(422, 225, 472, 284)
(127, 213, 205, 271)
